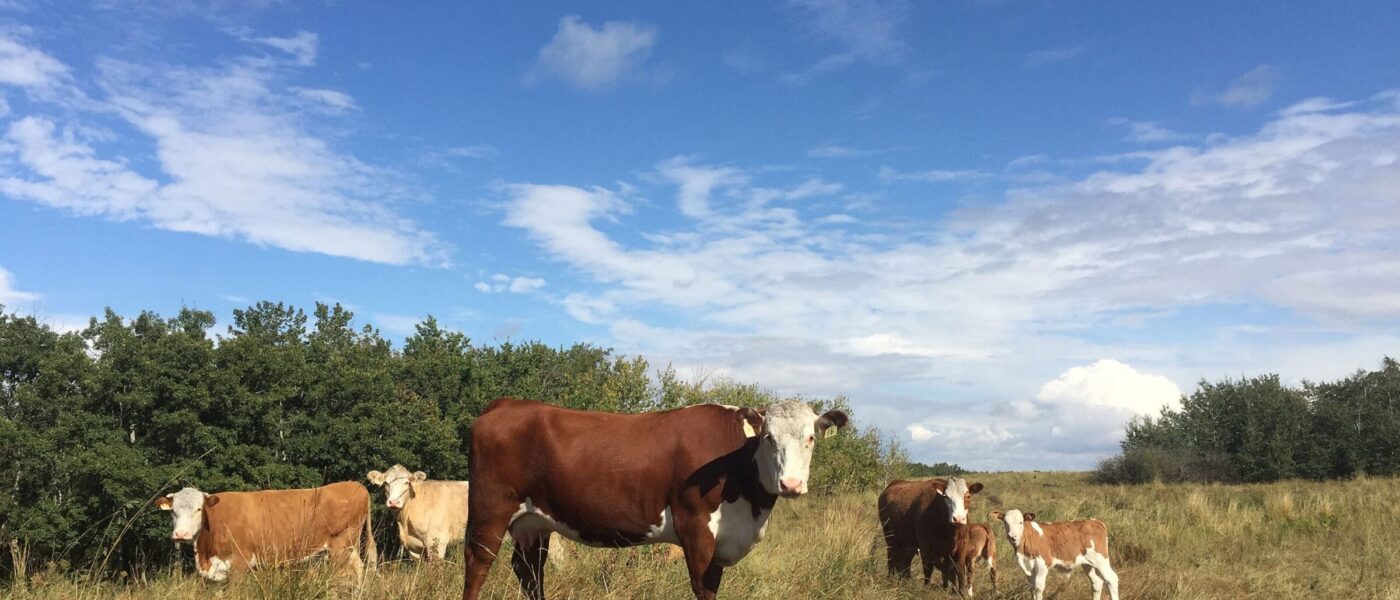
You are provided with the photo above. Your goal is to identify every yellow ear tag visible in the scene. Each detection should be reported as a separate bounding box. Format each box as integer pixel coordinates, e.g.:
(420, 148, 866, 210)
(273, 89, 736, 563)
(742, 421, 757, 438)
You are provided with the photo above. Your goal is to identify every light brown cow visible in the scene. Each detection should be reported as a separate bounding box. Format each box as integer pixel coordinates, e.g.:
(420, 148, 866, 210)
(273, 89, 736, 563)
(946, 522, 997, 598)
(878, 476, 984, 584)
(366, 465, 470, 561)
(991, 509, 1119, 600)
(155, 481, 376, 582)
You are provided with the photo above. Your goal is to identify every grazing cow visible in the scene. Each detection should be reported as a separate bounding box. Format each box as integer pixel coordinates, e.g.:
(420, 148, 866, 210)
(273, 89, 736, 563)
(460, 397, 849, 600)
(946, 522, 997, 598)
(991, 509, 1119, 600)
(155, 481, 376, 582)
(878, 476, 985, 584)
(366, 465, 470, 561)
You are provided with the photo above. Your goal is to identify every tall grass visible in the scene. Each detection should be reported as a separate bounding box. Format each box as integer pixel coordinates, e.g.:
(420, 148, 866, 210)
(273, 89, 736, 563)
(6, 473, 1398, 599)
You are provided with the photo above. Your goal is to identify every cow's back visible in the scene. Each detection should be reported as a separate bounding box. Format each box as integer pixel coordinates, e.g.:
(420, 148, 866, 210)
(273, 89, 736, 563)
(205, 482, 368, 559)
(469, 398, 750, 544)
(1026, 519, 1110, 564)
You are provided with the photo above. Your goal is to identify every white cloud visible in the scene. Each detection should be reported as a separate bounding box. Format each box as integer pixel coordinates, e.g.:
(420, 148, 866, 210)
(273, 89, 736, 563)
(474, 273, 547, 294)
(374, 313, 423, 337)
(0, 34, 67, 90)
(877, 165, 988, 182)
(499, 91, 1400, 469)
(295, 87, 357, 112)
(0, 39, 448, 266)
(525, 16, 658, 91)
(807, 143, 901, 159)
(1037, 359, 1182, 415)
(907, 423, 933, 441)
(1107, 118, 1188, 143)
(1192, 64, 1280, 108)
(1025, 43, 1088, 66)
(444, 145, 497, 159)
(253, 30, 319, 66)
(783, 0, 909, 83)
(0, 265, 38, 304)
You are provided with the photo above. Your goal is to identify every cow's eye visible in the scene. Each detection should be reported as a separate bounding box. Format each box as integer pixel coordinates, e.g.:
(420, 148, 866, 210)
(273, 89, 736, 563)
(807, 435, 815, 445)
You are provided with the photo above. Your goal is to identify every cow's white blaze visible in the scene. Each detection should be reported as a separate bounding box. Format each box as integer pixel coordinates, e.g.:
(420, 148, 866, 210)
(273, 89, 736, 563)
(998, 508, 1026, 549)
(162, 487, 208, 542)
(753, 400, 822, 497)
(941, 477, 973, 524)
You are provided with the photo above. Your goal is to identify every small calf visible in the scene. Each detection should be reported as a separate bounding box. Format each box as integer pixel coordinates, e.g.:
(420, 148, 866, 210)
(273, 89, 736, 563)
(943, 522, 996, 598)
(991, 509, 1119, 600)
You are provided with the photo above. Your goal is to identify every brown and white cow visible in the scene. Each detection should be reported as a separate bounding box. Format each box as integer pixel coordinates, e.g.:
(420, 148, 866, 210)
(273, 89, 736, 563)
(460, 397, 848, 600)
(947, 522, 997, 598)
(155, 481, 376, 582)
(878, 476, 985, 584)
(366, 465, 470, 561)
(991, 509, 1119, 600)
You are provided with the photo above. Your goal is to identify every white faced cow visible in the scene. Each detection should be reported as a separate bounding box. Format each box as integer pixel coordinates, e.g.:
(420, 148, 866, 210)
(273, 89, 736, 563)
(461, 397, 848, 600)
(156, 482, 375, 582)
(367, 465, 470, 561)
(992, 509, 1119, 600)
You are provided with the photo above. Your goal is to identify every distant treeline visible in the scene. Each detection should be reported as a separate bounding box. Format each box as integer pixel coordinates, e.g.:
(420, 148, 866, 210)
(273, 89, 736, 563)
(1094, 358, 1400, 484)
(902, 461, 969, 477)
(0, 302, 906, 580)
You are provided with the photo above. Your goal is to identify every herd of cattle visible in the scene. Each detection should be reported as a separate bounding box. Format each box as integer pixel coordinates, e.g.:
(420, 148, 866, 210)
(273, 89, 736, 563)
(154, 397, 1120, 599)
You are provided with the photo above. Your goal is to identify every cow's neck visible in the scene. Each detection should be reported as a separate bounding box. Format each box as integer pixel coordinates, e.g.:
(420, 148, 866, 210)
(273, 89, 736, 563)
(723, 438, 778, 514)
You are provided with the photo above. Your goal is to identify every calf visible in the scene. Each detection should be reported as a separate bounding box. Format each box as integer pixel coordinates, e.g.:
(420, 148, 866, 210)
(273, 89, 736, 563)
(991, 509, 1119, 600)
(461, 397, 848, 600)
(155, 481, 375, 582)
(878, 476, 984, 584)
(946, 522, 997, 598)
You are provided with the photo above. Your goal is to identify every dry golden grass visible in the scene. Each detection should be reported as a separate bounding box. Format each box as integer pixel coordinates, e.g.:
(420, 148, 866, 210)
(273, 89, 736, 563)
(6, 472, 1400, 599)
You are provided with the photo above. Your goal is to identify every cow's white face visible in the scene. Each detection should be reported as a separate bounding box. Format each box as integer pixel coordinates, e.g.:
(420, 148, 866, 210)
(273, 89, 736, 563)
(156, 487, 216, 543)
(995, 509, 1026, 548)
(367, 464, 426, 509)
(938, 477, 984, 524)
(750, 400, 848, 498)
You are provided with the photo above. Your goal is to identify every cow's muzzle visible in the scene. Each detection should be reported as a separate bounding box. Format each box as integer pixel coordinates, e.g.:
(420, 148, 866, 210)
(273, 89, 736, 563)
(779, 478, 806, 497)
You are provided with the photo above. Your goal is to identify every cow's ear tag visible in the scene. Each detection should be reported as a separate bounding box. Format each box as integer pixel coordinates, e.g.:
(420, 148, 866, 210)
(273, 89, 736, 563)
(742, 421, 757, 438)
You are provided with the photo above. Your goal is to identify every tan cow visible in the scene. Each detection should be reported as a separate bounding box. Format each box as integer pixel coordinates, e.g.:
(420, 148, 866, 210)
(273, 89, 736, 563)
(991, 509, 1119, 600)
(367, 465, 470, 561)
(155, 482, 376, 582)
(946, 522, 997, 598)
(366, 464, 570, 565)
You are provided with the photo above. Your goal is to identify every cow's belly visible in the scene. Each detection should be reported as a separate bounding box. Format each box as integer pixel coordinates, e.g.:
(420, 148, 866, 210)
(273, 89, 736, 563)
(708, 498, 770, 566)
(511, 497, 681, 548)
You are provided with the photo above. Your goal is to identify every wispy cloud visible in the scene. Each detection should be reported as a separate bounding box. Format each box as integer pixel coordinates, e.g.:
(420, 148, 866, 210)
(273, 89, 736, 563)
(0, 265, 38, 305)
(1024, 42, 1088, 66)
(473, 273, 547, 294)
(499, 91, 1400, 468)
(782, 0, 909, 84)
(877, 165, 990, 182)
(807, 143, 902, 158)
(525, 16, 659, 91)
(252, 30, 319, 66)
(1192, 64, 1280, 107)
(1105, 118, 1189, 143)
(0, 34, 449, 266)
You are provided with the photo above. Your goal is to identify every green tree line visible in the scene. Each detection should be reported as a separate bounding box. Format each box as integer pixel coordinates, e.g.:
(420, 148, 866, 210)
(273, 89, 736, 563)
(1094, 357, 1400, 484)
(0, 302, 906, 580)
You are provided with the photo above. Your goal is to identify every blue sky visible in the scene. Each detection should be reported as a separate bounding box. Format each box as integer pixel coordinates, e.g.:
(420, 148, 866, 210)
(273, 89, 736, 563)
(1, 0, 1398, 469)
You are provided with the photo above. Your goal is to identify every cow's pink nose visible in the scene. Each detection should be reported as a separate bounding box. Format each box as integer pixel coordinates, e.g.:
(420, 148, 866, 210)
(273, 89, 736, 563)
(172, 532, 192, 541)
(779, 478, 805, 496)
(387, 500, 402, 508)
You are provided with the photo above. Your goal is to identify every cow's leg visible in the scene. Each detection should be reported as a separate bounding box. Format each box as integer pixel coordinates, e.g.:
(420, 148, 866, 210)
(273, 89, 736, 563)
(962, 557, 975, 598)
(461, 513, 510, 600)
(677, 518, 722, 600)
(1030, 565, 1048, 600)
(509, 527, 548, 600)
(1095, 559, 1120, 600)
(1085, 564, 1104, 600)
(886, 543, 914, 578)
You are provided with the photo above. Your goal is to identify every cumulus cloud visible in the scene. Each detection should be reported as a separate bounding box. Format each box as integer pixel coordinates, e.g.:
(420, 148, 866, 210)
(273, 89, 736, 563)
(525, 16, 658, 90)
(1192, 64, 1280, 108)
(907, 423, 933, 441)
(498, 91, 1400, 469)
(0, 265, 38, 304)
(0, 36, 448, 266)
(474, 274, 547, 294)
(0, 35, 68, 90)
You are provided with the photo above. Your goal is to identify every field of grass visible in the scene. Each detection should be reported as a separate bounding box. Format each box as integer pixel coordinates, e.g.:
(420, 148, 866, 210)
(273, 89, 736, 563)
(6, 472, 1399, 599)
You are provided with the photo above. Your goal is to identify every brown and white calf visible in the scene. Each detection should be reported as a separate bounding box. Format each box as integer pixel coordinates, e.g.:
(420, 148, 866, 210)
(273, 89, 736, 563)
(878, 476, 984, 584)
(991, 509, 1119, 600)
(460, 397, 848, 600)
(946, 522, 997, 598)
(155, 482, 376, 582)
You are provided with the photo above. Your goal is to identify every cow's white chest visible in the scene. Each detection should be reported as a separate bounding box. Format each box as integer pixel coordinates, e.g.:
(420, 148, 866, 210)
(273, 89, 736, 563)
(200, 555, 231, 582)
(708, 498, 770, 566)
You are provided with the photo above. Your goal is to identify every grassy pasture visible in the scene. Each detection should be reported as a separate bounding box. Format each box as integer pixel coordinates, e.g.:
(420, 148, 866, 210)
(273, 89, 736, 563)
(5, 472, 1398, 599)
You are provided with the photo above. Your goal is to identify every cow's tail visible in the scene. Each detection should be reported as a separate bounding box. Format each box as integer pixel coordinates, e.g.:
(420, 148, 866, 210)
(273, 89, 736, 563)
(362, 493, 378, 573)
